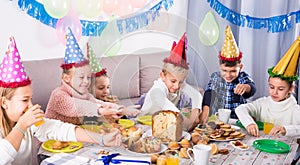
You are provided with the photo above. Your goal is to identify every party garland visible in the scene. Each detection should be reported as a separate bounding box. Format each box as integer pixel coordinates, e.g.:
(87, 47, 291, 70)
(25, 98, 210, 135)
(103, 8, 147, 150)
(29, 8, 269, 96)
(207, 0, 300, 33)
(17, 0, 173, 36)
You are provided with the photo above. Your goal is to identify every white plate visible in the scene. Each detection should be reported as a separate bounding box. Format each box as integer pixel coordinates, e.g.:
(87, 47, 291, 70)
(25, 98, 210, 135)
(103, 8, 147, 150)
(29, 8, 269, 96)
(230, 125, 241, 131)
(209, 137, 242, 142)
(142, 130, 191, 141)
(229, 141, 249, 150)
(126, 144, 168, 156)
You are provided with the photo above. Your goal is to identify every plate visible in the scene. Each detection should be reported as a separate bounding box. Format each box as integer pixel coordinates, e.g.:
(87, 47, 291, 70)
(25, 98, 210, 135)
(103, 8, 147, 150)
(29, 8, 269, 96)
(230, 125, 241, 131)
(236, 120, 264, 130)
(42, 140, 83, 153)
(230, 141, 249, 150)
(80, 124, 103, 132)
(142, 130, 191, 141)
(137, 115, 152, 126)
(126, 144, 168, 156)
(252, 139, 290, 154)
(209, 137, 242, 142)
(118, 119, 135, 128)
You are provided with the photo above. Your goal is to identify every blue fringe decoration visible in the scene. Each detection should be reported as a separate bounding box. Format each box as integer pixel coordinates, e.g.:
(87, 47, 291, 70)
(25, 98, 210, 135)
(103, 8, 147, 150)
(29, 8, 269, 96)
(17, 0, 174, 36)
(207, 0, 300, 33)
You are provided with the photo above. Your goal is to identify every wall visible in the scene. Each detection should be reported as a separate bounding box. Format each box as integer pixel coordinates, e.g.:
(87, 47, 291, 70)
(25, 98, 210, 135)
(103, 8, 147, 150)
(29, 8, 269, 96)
(0, 0, 188, 61)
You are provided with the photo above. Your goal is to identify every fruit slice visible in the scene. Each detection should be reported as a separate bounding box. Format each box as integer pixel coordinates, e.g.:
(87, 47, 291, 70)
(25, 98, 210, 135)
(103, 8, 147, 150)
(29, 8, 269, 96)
(210, 143, 218, 155)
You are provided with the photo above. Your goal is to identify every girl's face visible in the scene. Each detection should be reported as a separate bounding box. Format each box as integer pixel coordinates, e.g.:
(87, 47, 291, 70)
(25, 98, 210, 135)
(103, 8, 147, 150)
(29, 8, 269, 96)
(66, 65, 92, 94)
(268, 77, 293, 102)
(160, 71, 187, 93)
(4, 85, 33, 123)
(220, 64, 243, 82)
(94, 75, 110, 100)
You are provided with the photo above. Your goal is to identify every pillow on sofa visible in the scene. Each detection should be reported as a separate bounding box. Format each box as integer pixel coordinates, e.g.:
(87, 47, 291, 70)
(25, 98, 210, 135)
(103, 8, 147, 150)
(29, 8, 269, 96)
(139, 52, 169, 94)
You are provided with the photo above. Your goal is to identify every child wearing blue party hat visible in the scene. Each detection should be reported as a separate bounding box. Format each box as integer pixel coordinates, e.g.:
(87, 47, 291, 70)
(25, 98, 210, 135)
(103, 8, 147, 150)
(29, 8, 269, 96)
(45, 28, 124, 125)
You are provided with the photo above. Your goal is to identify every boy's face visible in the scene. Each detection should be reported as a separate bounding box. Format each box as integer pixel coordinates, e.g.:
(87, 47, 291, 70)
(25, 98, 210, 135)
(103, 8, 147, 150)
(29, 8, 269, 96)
(268, 77, 293, 102)
(160, 71, 187, 93)
(219, 63, 243, 82)
(94, 75, 110, 100)
(65, 65, 92, 94)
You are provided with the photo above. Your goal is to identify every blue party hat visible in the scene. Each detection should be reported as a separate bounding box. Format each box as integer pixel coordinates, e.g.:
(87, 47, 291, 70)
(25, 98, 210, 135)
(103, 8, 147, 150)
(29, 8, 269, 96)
(61, 27, 88, 69)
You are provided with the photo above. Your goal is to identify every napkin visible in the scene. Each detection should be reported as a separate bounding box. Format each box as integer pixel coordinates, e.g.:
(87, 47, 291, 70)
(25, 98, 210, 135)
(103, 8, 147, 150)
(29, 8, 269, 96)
(40, 153, 90, 165)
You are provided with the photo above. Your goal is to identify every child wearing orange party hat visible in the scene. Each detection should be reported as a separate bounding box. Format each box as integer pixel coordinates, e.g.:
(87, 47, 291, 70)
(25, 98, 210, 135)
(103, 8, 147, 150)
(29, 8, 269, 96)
(202, 26, 256, 122)
(45, 28, 124, 125)
(0, 37, 122, 165)
(236, 37, 300, 137)
(139, 33, 203, 131)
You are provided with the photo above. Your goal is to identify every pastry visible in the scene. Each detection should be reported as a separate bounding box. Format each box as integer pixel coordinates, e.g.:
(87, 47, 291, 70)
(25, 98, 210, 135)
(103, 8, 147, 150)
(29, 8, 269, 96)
(152, 110, 183, 142)
(157, 155, 166, 165)
(128, 137, 161, 153)
(218, 148, 229, 155)
(179, 147, 189, 158)
(191, 132, 200, 144)
(52, 141, 62, 150)
(168, 141, 179, 150)
(180, 138, 191, 148)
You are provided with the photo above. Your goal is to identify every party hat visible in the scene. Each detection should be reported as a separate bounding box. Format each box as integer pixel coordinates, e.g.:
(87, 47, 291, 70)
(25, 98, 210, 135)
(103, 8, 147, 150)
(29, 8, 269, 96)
(268, 36, 300, 81)
(61, 27, 88, 69)
(163, 33, 189, 69)
(219, 26, 242, 62)
(0, 36, 31, 88)
(87, 43, 107, 77)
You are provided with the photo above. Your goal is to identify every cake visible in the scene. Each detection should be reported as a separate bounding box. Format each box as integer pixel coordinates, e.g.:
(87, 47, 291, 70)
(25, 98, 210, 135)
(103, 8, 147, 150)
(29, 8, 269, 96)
(152, 110, 183, 142)
(128, 137, 161, 153)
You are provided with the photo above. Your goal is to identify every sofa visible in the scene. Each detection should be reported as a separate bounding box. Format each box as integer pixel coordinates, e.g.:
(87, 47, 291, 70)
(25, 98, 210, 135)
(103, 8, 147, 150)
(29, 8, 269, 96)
(23, 51, 170, 110)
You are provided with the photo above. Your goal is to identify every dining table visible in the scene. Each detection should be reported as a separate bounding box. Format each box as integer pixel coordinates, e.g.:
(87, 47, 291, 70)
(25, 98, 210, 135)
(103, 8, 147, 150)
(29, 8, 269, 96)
(39, 119, 300, 165)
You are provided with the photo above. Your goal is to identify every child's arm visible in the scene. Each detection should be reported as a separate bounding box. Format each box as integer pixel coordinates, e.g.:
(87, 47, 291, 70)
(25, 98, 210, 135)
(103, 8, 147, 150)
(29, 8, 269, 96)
(236, 72, 256, 98)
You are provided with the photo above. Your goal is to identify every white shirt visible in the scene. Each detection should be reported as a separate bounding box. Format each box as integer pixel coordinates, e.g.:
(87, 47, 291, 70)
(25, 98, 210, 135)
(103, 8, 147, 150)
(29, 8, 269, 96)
(140, 78, 202, 115)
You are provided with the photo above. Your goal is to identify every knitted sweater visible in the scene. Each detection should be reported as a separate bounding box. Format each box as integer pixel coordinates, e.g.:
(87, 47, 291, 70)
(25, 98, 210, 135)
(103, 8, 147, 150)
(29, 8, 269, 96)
(235, 96, 300, 137)
(45, 81, 120, 125)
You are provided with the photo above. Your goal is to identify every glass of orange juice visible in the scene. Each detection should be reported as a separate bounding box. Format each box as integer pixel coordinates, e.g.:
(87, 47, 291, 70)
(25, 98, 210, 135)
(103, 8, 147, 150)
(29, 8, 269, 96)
(263, 118, 274, 134)
(23, 107, 44, 127)
(165, 150, 180, 165)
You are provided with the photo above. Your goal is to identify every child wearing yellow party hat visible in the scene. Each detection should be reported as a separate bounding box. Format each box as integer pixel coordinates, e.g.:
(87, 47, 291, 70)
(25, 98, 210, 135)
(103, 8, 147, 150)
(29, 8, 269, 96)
(236, 36, 300, 137)
(0, 36, 122, 165)
(139, 33, 203, 131)
(202, 26, 256, 122)
(87, 43, 141, 117)
(45, 28, 124, 125)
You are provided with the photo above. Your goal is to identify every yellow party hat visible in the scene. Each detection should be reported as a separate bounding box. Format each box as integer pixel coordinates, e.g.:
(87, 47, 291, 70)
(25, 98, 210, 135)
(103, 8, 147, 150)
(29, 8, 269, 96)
(268, 36, 300, 81)
(219, 26, 242, 61)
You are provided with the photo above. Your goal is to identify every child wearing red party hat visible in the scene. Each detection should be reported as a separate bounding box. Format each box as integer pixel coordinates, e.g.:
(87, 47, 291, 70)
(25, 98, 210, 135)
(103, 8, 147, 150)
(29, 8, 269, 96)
(45, 28, 124, 125)
(139, 33, 203, 131)
(202, 26, 256, 122)
(0, 37, 122, 165)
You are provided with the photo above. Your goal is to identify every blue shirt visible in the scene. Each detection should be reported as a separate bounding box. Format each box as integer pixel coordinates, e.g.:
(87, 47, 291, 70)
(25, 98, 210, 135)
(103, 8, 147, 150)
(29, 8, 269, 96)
(203, 71, 256, 119)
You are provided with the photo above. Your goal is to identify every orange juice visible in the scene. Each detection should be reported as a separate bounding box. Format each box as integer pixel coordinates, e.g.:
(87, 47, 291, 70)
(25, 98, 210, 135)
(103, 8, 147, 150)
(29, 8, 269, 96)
(166, 157, 179, 165)
(23, 107, 44, 127)
(263, 122, 274, 134)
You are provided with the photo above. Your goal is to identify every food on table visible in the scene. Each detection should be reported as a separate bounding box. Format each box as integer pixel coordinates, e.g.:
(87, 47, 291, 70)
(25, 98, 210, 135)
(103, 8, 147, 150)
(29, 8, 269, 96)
(168, 141, 179, 150)
(191, 132, 201, 144)
(180, 138, 191, 148)
(230, 140, 249, 149)
(128, 137, 161, 153)
(152, 110, 183, 142)
(179, 147, 189, 158)
(97, 150, 110, 155)
(123, 126, 142, 143)
(210, 143, 218, 155)
(218, 148, 229, 155)
(52, 141, 69, 150)
(208, 122, 246, 141)
(150, 154, 160, 164)
(156, 155, 166, 165)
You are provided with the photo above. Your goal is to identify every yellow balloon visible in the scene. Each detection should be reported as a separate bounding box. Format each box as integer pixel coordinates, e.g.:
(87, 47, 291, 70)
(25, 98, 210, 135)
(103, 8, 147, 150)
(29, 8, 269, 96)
(198, 11, 220, 46)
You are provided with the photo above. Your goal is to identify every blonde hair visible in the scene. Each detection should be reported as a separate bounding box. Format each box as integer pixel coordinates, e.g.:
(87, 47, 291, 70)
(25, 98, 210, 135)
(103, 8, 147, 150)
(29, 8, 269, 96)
(0, 88, 17, 137)
(162, 63, 188, 77)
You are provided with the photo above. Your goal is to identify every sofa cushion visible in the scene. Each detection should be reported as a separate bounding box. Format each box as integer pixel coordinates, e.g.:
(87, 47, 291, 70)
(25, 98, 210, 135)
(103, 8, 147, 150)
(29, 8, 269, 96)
(23, 58, 62, 109)
(100, 55, 140, 99)
(139, 52, 169, 94)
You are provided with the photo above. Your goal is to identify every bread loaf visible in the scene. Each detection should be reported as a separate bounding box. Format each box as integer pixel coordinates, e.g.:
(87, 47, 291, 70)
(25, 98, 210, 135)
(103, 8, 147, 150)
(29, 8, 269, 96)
(152, 110, 183, 142)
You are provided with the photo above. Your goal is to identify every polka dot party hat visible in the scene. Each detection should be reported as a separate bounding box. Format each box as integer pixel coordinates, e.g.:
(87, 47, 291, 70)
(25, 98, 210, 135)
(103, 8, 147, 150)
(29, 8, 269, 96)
(219, 25, 242, 62)
(87, 43, 107, 77)
(60, 27, 88, 69)
(0, 36, 31, 88)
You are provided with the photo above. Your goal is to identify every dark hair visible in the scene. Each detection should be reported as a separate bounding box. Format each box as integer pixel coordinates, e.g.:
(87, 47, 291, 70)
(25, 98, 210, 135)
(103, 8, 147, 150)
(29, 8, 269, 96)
(219, 60, 241, 67)
(268, 76, 293, 88)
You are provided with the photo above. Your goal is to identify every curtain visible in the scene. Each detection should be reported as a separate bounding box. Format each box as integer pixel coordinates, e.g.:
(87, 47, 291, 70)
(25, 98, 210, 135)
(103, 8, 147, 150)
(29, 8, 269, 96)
(186, 0, 300, 101)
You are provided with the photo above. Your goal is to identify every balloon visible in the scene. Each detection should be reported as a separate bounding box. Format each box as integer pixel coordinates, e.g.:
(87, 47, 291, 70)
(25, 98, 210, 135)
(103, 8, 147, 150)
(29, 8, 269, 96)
(102, 0, 119, 15)
(43, 0, 71, 19)
(56, 11, 82, 45)
(130, 0, 146, 8)
(114, 0, 133, 17)
(88, 17, 122, 57)
(71, 0, 82, 15)
(198, 11, 220, 46)
(80, 0, 102, 18)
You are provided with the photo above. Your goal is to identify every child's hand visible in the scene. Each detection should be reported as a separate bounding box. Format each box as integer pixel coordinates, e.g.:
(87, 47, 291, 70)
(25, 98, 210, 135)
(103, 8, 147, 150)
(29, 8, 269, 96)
(269, 126, 286, 136)
(234, 84, 250, 95)
(19, 104, 44, 128)
(98, 105, 122, 117)
(102, 128, 122, 147)
(246, 123, 259, 137)
(122, 105, 141, 117)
